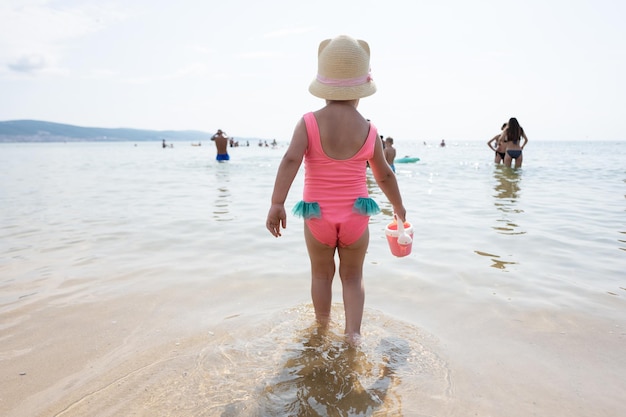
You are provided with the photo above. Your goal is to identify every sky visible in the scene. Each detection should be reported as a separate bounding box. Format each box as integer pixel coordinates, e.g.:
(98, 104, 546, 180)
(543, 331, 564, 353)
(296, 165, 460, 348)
(1, 0, 624, 142)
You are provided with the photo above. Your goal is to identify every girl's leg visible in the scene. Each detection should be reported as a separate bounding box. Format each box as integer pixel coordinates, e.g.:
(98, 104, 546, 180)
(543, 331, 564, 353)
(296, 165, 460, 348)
(304, 225, 337, 327)
(514, 154, 523, 168)
(503, 153, 512, 167)
(337, 228, 369, 342)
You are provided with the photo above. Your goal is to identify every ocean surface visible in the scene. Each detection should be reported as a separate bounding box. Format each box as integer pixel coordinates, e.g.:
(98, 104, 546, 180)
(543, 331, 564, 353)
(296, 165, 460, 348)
(1, 139, 624, 417)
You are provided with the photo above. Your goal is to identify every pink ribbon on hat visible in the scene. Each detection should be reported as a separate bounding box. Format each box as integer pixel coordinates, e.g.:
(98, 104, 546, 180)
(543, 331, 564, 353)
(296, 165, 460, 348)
(316, 71, 373, 87)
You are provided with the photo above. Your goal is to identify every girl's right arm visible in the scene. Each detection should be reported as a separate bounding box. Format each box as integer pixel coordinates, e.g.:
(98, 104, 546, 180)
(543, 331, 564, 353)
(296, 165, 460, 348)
(520, 129, 529, 149)
(368, 136, 407, 222)
(266, 118, 308, 237)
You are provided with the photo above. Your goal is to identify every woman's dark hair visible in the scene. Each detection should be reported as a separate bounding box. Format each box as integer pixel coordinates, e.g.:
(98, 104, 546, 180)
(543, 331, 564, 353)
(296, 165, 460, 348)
(506, 117, 521, 144)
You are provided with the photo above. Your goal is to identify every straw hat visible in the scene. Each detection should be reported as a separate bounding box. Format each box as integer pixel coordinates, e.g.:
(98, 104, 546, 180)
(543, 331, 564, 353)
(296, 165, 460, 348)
(308, 35, 376, 100)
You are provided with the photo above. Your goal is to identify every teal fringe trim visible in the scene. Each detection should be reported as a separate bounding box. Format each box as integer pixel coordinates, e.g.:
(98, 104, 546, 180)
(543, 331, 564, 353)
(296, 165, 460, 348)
(353, 197, 380, 216)
(292, 201, 321, 219)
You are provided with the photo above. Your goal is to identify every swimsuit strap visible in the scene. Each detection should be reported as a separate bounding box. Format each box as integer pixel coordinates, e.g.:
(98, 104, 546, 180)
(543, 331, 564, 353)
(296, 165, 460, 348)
(303, 112, 321, 154)
(302, 112, 378, 160)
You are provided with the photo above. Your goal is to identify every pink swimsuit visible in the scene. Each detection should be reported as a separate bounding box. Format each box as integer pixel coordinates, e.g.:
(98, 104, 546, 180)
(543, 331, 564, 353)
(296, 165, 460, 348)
(293, 112, 380, 247)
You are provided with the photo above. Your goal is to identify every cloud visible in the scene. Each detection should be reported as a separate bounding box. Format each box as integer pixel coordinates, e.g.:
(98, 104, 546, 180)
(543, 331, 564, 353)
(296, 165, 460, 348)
(7, 54, 47, 73)
(0, 1, 128, 75)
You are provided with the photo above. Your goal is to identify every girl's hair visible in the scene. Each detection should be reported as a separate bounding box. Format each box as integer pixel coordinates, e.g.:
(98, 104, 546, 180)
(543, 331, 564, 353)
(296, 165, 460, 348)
(506, 117, 521, 143)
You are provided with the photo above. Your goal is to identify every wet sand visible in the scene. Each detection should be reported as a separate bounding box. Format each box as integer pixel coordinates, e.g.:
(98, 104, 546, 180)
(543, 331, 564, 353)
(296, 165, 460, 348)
(2, 278, 624, 417)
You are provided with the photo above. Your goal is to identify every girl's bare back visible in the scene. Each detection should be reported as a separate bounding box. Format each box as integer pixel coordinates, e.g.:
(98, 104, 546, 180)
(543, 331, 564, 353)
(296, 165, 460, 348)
(315, 102, 370, 160)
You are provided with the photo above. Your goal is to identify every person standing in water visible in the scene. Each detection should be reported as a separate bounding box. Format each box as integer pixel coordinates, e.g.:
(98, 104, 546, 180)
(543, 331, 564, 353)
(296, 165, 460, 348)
(211, 129, 229, 161)
(487, 122, 508, 163)
(265, 35, 407, 345)
(384, 137, 397, 173)
(500, 117, 528, 168)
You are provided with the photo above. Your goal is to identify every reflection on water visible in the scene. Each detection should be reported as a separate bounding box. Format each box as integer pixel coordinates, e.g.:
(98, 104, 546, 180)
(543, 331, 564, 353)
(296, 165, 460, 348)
(492, 166, 525, 235)
(208, 305, 451, 417)
(257, 325, 407, 416)
(213, 164, 233, 221)
(366, 172, 393, 218)
(474, 250, 518, 270)
(476, 166, 526, 271)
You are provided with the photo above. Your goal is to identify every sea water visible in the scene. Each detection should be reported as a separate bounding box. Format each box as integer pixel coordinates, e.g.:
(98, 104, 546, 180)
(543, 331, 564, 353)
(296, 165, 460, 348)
(0, 140, 624, 416)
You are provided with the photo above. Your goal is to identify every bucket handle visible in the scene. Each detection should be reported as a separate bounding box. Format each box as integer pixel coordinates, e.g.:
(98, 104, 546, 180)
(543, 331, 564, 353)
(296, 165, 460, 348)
(394, 214, 413, 245)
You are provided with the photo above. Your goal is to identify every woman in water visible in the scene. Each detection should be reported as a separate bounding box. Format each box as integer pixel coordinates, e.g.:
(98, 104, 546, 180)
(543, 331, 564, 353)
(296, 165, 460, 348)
(500, 117, 528, 168)
(487, 122, 508, 163)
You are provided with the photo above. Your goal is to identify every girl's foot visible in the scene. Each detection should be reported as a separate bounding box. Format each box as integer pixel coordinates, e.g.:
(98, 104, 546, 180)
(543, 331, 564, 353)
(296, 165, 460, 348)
(345, 332, 362, 347)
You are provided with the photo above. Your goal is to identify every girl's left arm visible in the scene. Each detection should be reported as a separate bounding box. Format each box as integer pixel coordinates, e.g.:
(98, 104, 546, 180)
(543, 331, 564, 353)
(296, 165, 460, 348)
(369, 136, 406, 222)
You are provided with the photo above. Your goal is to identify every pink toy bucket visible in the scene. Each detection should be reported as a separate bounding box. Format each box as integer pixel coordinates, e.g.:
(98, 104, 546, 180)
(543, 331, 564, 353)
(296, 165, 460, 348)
(385, 220, 414, 257)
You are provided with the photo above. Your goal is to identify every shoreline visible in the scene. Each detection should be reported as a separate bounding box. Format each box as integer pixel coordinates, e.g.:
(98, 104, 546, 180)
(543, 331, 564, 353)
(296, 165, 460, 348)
(2, 272, 624, 417)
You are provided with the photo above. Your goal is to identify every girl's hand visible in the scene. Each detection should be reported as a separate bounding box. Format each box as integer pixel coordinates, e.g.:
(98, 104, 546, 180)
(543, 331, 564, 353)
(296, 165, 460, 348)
(266, 204, 287, 237)
(394, 206, 407, 223)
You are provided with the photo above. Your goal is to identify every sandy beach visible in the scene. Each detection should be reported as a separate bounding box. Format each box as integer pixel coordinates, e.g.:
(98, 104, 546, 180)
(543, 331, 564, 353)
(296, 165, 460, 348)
(3, 277, 623, 416)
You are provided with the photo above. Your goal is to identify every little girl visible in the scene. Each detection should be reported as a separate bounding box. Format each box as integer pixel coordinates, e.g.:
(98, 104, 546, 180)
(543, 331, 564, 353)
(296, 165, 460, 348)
(266, 35, 407, 345)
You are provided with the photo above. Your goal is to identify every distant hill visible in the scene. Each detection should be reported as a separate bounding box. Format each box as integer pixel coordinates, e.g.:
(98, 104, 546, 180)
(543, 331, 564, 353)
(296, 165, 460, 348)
(0, 120, 211, 142)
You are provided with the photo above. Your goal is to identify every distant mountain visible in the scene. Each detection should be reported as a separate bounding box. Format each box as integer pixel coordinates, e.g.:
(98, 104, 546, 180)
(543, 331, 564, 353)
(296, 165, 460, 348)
(0, 120, 211, 142)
